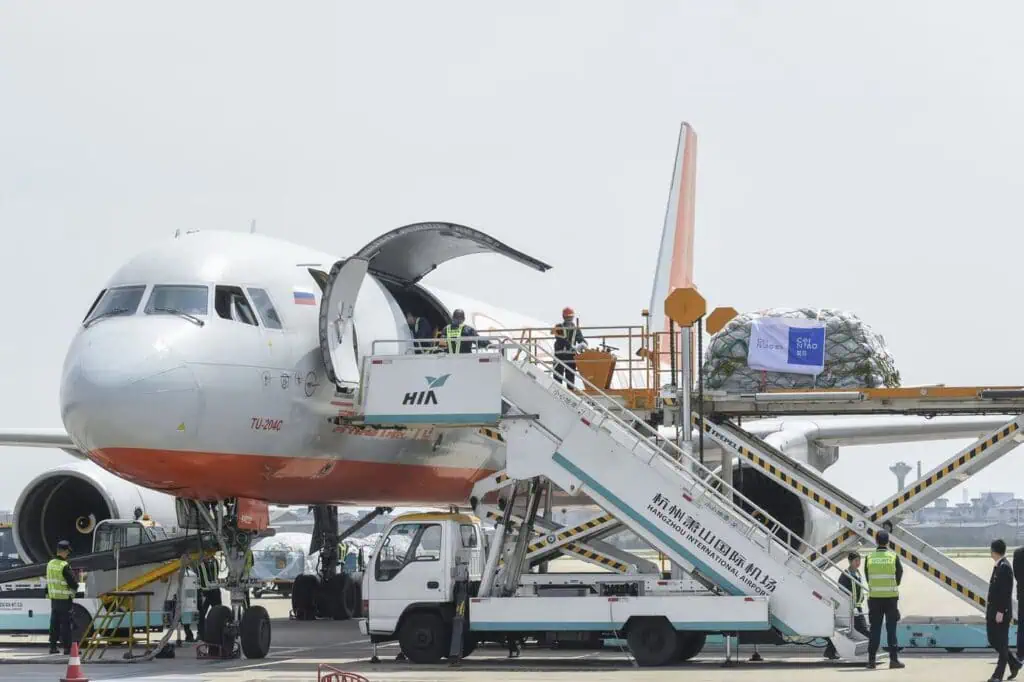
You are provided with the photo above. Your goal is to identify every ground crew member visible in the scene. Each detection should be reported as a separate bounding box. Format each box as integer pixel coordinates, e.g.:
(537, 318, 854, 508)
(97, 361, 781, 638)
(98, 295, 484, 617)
(337, 541, 350, 571)
(243, 548, 254, 609)
(439, 309, 490, 354)
(1013, 544, 1024, 664)
(864, 530, 904, 669)
(988, 539, 1020, 681)
(47, 539, 78, 655)
(405, 311, 434, 354)
(823, 551, 870, 659)
(196, 555, 221, 641)
(552, 307, 586, 389)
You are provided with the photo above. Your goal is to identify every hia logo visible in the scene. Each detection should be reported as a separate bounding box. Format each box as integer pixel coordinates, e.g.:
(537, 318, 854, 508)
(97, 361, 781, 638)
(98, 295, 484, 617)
(403, 374, 451, 406)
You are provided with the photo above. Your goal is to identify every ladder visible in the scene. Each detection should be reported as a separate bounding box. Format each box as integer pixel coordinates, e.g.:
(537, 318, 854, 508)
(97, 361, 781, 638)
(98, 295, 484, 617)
(696, 414, 1024, 618)
(358, 343, 869, 659)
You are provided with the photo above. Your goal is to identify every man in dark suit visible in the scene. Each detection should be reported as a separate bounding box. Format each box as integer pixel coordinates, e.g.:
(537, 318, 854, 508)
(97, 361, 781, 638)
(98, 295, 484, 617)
(988, 539, 1020, 681)
(1013, 544, 1024, 664)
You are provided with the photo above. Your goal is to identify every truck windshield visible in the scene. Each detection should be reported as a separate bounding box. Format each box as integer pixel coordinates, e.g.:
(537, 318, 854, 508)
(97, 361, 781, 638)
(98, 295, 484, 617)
(375, 522, 441, 581)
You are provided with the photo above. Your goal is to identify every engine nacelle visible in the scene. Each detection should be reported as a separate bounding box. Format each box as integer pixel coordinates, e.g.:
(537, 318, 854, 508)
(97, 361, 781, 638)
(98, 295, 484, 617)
(13, 460, 178, 564)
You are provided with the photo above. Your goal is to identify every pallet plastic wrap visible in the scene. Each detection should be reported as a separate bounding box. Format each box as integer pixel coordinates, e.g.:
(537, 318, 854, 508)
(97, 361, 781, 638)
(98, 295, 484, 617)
(701, 308, 901, 391)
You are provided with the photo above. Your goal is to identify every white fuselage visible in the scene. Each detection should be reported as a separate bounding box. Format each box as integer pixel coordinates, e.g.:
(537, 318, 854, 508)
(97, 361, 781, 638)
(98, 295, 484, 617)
(59, 230, 546, 506)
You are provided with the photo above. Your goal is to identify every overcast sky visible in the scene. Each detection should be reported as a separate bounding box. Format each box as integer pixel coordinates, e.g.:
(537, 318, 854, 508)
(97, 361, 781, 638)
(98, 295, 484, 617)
(3, 2, 1024, 512)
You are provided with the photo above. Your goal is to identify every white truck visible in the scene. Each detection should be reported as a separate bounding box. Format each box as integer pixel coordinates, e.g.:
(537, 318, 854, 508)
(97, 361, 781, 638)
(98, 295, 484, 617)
(357, 511, 771, 666)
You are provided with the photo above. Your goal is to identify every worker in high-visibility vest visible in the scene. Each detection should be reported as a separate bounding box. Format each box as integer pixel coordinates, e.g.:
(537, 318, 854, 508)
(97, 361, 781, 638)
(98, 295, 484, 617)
(823, 551, 870, 660)
(438, 309, 489, 354)
(196, 556, 221, 641)
(47, 539, 79, 655)
(243, 549, 254, 609)
(864, 530, 905, 669)
(337, 542, 349, 571)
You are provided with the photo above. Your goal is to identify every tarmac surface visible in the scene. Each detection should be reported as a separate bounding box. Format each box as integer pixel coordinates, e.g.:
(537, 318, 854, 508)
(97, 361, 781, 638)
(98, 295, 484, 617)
(0, 552, 1010, 681)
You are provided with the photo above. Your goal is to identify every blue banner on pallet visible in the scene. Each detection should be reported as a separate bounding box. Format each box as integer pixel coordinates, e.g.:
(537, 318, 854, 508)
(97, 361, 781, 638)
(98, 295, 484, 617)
(747, 318, 826, 376)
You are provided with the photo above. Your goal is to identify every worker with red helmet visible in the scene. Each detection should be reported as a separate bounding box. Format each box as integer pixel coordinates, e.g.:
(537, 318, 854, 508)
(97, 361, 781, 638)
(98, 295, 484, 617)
(552, 307, 586, 389)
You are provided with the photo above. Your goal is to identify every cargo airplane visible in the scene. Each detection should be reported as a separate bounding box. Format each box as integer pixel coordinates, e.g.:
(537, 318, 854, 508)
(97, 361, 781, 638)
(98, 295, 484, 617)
(0, 123, 1008, 657)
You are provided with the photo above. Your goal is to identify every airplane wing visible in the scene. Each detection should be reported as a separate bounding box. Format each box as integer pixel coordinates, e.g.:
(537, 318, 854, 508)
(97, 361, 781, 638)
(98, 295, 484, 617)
(0, 428, 85, 460)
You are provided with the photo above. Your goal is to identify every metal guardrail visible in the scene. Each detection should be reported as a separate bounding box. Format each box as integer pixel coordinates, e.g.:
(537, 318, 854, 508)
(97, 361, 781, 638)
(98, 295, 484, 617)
(365, 336, 866, 620)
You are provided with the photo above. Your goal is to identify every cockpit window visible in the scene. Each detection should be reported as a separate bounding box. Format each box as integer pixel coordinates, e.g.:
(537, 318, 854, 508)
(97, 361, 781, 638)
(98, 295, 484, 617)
(145, 285, 209, 317)
(246, 288, 283, 329)
(83, 285, 146, 325)
(215, 285, 259, 327)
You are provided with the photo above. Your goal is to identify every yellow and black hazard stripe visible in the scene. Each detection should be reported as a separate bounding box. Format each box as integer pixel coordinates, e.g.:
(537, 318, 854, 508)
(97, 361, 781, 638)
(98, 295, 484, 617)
(871, 421, 1019, 519)
(526, 514, 616, 554)
(560, 542, 630, 573)
(661, 395, 679, 407)
(810, 420, 1021, 562)
(478, 427, 505, 443)
(696, 419, 859, 524)
(696, 419, 989, 609)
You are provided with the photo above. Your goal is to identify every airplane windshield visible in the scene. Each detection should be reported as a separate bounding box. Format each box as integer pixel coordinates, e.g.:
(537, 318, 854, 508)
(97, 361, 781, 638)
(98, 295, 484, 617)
(145, 285, 209, 317)
(83, 285, 146, 325)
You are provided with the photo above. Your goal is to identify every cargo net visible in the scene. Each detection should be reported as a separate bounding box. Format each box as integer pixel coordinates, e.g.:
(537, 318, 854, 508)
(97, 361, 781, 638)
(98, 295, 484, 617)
(701, 308, 901, 391)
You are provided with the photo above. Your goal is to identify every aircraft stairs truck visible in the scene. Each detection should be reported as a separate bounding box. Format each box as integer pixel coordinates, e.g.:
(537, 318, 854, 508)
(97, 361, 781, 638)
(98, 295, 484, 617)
(349, 338, 871, 667)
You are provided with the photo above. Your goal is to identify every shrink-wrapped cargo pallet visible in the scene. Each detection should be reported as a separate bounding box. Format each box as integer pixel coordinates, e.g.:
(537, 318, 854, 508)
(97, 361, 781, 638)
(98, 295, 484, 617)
(701, 308, 901, 391)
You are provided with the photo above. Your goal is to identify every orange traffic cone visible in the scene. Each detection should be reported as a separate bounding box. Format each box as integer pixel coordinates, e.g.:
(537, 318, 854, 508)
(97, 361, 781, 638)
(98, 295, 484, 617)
(60, 642, 89, 682)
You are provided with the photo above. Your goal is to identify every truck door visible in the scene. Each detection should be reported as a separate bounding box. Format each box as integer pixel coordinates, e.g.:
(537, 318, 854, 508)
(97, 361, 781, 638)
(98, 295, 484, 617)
(317, 257, 369, 388)
(369, 521, 446, 634)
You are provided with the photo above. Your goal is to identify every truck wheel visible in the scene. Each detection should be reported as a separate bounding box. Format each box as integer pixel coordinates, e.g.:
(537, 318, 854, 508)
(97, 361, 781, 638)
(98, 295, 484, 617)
(203, 605, 233, 646)
(291, 575, 317, 620)
(675, 632, 706, 661)
(399, 612, 449, 664)
(627, 618, 678, 667)
(240, 605, 271, 659)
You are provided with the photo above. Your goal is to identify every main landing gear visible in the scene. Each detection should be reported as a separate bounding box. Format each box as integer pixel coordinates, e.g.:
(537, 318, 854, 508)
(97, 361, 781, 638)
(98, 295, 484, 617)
(290, 505, 391, 623)
(178, 499, 272, 660)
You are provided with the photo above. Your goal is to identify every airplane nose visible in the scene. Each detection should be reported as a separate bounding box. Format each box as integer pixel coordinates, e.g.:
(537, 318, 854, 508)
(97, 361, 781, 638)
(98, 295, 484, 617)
(60, 321, 202, 453)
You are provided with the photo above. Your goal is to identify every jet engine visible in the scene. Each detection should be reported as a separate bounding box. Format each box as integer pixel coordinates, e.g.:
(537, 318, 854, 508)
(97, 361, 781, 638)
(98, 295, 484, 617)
(13, 461, 178, 564)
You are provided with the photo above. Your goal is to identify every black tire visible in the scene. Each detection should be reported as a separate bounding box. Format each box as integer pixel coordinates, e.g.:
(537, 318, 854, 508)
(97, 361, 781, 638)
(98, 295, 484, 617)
(398, 611, 450, 664)
(626, 618, 679, 667)
(340, 577, 359, 620)
(351, 582, 363, 618)
(291, 575, 317, 620)
(675, 632, 706, 661)
(240, 605, 271, 659)
(320, 574, 351, 621)
(70, 604, 92, 644)
(203, 604, 233, 647)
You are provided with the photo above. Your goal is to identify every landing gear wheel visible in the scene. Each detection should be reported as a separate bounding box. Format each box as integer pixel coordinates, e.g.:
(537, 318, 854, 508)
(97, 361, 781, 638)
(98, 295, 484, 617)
(240, 606, 271, 659)
(627, 618, 679, 667)
(351, 582, 363, 618)
(398, 612, 449, 664)
(340, 576, 359, 620)
(322, 574, 353, 621)
(675, 632, 706, 661)
(203, 605, 234, 647)
(291, 575, 317, 620)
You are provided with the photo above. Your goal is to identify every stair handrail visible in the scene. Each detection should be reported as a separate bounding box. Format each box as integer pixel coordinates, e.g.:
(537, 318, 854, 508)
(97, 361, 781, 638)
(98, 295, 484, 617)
(367, 337, 862, 607)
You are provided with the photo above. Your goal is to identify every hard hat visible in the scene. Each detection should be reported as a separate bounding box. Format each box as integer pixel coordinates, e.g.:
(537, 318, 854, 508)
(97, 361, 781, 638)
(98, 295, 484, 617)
(562, 307, 574, 318)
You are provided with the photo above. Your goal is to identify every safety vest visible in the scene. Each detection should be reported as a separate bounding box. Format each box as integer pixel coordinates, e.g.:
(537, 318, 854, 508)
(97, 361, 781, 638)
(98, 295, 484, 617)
(866, 549, 899, 598)
(243, 550, 253, 578)
(444, 324, 465, 353)
(199, 559, 217, 588)
(46, 559, 74, 600)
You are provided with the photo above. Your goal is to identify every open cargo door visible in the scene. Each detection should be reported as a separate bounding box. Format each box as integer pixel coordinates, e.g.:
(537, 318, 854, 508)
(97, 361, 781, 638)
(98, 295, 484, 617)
(318, 257, 370, 387)
(353, 222, 551, 285)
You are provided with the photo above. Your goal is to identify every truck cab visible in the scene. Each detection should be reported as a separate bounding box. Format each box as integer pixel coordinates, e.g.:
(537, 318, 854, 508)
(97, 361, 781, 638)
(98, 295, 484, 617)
(359, 512, 485, 642)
